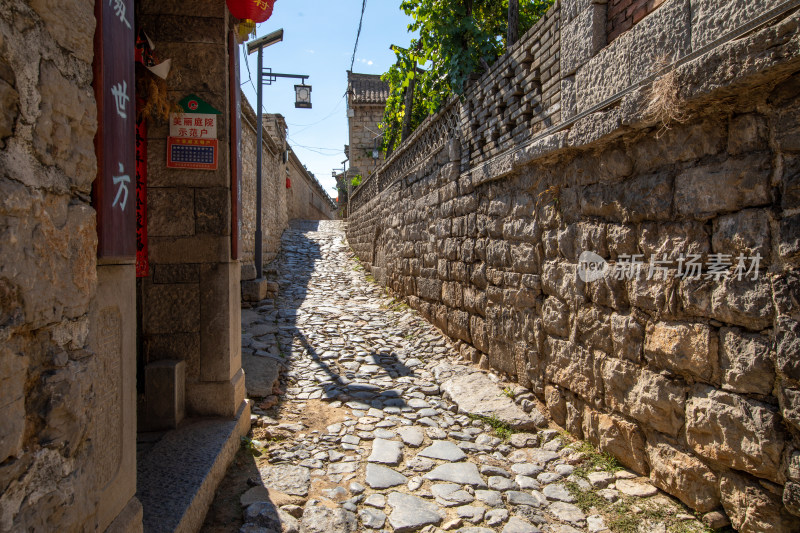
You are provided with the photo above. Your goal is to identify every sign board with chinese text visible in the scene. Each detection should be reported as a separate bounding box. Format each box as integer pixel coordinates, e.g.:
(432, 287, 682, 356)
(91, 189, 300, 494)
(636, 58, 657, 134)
(93, 0, 136, 259)
(169, 113, 217, 139)
(167, 137, 218, 170)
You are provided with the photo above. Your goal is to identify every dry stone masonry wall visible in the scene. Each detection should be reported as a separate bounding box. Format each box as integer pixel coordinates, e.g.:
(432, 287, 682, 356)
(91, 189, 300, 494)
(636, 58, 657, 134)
(0, 0, 102, 530)
(347, 0, 800, 529)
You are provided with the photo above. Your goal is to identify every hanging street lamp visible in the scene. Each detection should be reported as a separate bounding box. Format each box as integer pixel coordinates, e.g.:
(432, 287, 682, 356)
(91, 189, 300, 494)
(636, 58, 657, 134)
(247, 30, 312, 279)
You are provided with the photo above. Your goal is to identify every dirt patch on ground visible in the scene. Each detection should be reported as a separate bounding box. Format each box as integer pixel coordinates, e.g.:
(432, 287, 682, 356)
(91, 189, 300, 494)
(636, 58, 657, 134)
(295, 399, 347, 433)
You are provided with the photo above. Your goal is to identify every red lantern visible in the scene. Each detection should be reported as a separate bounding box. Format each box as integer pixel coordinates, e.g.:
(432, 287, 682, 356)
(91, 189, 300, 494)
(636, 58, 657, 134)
(226, 0, 276, 23)
(286, 177, 291, 189)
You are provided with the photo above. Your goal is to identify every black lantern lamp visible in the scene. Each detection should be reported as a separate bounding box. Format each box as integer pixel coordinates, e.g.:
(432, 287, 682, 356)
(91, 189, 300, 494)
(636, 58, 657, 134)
(295, 82, 312, 108)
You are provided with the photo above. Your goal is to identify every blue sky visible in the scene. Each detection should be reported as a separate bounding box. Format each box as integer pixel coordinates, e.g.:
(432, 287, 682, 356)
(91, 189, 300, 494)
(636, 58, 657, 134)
(238, 1, 414, 198)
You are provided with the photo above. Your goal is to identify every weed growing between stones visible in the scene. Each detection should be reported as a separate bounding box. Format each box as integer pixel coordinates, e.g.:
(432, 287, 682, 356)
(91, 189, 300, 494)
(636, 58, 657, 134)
(502, 386, 516, 399)
(559, 437, 623, 477)
(644, 56, 688, 137)
(466, 413, 516, 440)
(565, 481, 716, 533)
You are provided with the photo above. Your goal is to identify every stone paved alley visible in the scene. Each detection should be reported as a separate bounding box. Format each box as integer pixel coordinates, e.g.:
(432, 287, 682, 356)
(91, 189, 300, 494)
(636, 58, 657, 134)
(202, 221, 721, 533)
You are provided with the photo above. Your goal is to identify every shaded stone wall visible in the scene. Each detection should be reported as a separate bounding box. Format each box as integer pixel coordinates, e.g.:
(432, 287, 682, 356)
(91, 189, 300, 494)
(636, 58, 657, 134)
(240, 98, 287, 273)
(0, 1, 139, 531)
(347, 0, 800, 528)
(139, 1, 243, 419)
(606, 0, 666, 42)
(286, 151, 337, 221)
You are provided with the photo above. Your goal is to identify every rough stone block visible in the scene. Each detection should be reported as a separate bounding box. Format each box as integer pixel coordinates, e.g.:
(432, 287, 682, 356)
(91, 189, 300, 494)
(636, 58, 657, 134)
(143, 282, 200, 335)
(630, 119, 727, 172)
(195, 188, 230, 235)
(33, 62, 96, 192)
(646, 433, 719, 512)
(712, 208, 770, 259)
(576, 31, 632, 112)
(542, 296, 570, 337)
(644, 321, 718, 383)
(728, 114, 768, 155)
(576, 305, 612, 353)
(541, 261, 586, 307)
(561, 4, 607, 76)
(0, 347, 27, 463)
(601, 357, 686, 436)
(720, 328, 774, 396)
(145, 360, 186, 430)
(686, 385, 784, 482)
(581, 172, 673, 222)
(690, 0, 785, 50)
(776, 315, 800, 382)
(545, 385, 567, 427)
(31, 0, 96, 61)
(780, 213, 800, 259)
(674, 154, 771, 220)
(582, 407, 649, 475)
(610, 312, 643, 362)
(710, 277, 774, 331)
(720, 470, 800, 533)
(545, 338, 602, 405)
(638, 221, 709, 260)
(627, 0, 690, 83)
(241, 278, 268, 303)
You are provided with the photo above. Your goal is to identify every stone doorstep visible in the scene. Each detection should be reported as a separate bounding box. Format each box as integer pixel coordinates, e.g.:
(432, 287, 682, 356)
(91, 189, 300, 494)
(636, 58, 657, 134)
(136, 400, 251, 533)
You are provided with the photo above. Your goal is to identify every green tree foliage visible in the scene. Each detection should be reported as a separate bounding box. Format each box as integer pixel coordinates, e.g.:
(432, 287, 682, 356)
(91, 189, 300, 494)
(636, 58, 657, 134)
(380, 0, 553, 152)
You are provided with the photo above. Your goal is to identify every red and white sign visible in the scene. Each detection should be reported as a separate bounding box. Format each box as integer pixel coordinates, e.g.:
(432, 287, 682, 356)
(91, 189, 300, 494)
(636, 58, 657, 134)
(169, 112, 218, 140)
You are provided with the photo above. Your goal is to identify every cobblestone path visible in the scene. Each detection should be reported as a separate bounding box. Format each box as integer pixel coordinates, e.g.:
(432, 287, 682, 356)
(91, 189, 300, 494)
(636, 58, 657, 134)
(205, 220, 714, 533)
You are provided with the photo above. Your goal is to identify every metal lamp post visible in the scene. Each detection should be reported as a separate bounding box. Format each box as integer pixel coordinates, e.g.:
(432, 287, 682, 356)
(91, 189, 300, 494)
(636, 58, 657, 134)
(247, 30, 312, 279)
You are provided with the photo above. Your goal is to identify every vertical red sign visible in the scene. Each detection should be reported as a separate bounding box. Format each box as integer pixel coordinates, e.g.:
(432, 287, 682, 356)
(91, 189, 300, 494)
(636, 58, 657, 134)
(229, 30, 242, 260)
(93, 0, 136, 258)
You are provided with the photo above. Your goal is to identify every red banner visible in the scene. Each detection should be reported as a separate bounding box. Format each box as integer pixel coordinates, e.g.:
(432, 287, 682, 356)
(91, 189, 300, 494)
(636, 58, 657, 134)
(93, 0, 136, 258)
(135, 113, 149, 277)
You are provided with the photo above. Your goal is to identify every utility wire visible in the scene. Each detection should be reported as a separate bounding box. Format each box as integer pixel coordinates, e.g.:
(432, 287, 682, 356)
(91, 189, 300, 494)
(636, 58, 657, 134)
(349, 0, 368, 73)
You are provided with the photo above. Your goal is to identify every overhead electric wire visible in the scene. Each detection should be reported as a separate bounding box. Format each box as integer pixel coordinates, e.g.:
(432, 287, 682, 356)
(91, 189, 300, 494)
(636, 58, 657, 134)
(349, 0, 368, 73)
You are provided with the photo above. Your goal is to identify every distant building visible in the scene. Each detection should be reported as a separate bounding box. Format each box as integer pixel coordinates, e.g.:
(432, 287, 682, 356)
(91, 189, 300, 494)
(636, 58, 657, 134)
(346, 71, 389, 178)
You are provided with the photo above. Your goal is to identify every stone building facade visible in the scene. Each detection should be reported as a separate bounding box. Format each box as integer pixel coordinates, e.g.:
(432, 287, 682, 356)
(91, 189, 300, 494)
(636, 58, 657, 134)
(347, 72, 388, 177)
(0, 1, 307, 530)
(347, 0, 800, 529)
(239, 100, 336, 285)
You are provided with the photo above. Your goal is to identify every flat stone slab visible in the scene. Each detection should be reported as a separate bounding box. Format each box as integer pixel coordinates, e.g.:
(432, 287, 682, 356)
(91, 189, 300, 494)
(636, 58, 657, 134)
(438, 365, 545, 430)
(616, 479, 658, 497)
(258, 465, 311, 497)
(548, 501, 586, 524)
(543, 483, 575, 502)
(300, 504, 357, 533)
(368, 438, 404, 465)
(365, 463, 407, 489)
(431, 483, 476, 506)
(397, 426, 425, 447)
(424, 462, 487, 488)
(418, 440, 467, 461)
(502, 517, 540, 533)
(242, 352, 281, 397)
(387, 492, 443, 532)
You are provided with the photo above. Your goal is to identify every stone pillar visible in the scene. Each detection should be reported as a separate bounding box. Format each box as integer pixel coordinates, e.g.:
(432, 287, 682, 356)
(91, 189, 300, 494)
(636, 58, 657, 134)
(89, 263, 141, 531)
(137, 2, 244, 419)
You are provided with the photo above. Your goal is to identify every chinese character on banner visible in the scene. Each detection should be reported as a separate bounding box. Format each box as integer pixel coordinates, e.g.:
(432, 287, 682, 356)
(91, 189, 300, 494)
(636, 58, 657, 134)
(112, 162, 131, 211)
(110, 80, 129, 119)
(109, 0, 132, 28)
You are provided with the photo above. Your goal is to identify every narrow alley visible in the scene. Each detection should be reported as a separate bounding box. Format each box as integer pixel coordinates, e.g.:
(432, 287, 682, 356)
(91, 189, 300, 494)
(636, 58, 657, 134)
(202, 221, 713, 533)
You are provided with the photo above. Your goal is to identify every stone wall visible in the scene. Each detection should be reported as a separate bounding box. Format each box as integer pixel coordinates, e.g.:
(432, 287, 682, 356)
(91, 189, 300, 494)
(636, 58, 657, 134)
(240, 99, 288, 272)
(0, 1, 140, 530)
(139, 1, 244, 419)
(286, 151, 337, 221)
(347, 0, 800, 528)
(349, 104, 385, 177)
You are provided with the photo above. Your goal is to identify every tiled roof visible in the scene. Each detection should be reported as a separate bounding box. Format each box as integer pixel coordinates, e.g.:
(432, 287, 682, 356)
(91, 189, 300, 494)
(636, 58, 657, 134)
(348, 72, 389, 105)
